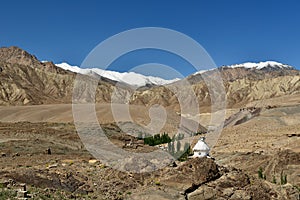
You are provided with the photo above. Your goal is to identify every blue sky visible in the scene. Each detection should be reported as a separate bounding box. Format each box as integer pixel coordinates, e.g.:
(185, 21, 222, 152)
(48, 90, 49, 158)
(1, 0, 300, 78)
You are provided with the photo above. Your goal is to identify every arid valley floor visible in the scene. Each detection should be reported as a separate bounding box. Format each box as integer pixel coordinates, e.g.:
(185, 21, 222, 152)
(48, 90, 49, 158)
(0, 96, 299, 199)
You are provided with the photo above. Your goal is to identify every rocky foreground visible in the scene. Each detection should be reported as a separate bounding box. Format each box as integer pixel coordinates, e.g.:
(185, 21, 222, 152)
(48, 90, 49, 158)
(0, 153, 299, 199)
(0, 122, 299, 199)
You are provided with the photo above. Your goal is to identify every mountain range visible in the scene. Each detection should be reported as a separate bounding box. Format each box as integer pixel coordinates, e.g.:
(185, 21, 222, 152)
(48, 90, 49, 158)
(55, 62, 180, 87)
(55, 61, 295, 87)
(0, 46, 299, 109)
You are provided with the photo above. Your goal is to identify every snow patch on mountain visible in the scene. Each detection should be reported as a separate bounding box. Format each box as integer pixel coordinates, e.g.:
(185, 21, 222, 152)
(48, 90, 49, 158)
(56, 62, 82, 73)
(193, 68, 216, 75)
(224, 61, 294, 70)
(192, 61, 295, 76)
(56, 62, 180, 87)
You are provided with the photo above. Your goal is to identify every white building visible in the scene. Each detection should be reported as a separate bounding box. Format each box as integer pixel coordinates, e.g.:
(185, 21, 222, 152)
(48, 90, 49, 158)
(192, 137, 210, 158)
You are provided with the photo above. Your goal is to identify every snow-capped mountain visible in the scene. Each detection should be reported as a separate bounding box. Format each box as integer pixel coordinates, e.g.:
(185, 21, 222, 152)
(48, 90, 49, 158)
(192, 61, 294, 76)
(193, 69, 215, 75)
(56, 62, 180, 87)
(57, 61, 295, 86)
(223, 61, 294, 70)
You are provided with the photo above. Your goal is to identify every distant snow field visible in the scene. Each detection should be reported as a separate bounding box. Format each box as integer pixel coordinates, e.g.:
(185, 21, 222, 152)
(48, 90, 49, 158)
(224, 61, 294, 70)
(56, 61, 294, 87)
(56, 62, 180, 87)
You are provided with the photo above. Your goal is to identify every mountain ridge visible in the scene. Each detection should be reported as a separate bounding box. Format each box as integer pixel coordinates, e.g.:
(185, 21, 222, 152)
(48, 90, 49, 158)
(57, 60, 297, 87)
(223, 60, 294, 70)
(56, 62, 180, 87)
(0, 46, 299, 109)
(0, 46, 131, 105)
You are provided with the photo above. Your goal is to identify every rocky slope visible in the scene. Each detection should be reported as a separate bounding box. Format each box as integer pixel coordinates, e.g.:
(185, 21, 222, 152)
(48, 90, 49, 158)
(0, 46, 132, 105)
(131, 65, 300, 109)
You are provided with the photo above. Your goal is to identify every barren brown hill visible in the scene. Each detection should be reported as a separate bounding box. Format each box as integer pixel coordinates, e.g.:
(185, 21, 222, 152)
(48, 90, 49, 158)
(131, 66, 300, 110)
(0, 46, 132, 105)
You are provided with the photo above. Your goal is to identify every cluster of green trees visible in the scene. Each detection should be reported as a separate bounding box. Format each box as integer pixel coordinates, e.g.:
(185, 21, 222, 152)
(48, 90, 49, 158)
(272, 175, 287, 185)
(167, 136, 193, 161)
(175, 142, 193, 161)
(258, 167, 288, 185)
(138, 132, 186, 146)
(138, 132, 194, 161)
(141, 132, 172, 146)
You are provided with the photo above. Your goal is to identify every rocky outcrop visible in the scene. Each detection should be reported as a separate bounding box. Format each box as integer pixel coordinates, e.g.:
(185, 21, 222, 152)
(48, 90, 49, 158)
(225, 75, 300, 107)
(0, 46, 41, 67)
(130, 158, 300, 200)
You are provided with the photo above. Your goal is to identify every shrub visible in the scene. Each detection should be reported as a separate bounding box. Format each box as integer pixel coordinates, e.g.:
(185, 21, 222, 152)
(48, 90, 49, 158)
(154, 181, 161, 186)
(0, 190, 16, 199)
(280, 172, 287, 185)
(258, 167, 263, 179)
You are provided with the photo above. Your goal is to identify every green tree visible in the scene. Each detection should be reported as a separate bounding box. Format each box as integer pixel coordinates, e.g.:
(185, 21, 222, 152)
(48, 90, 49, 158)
(171, 142, 175, 155)
(178, 143, 192, 161)
(284, 175, 287, 184)
(161, 132, 171, 144)
(176, 140, 181, 152)
(258, 167, 263, 179)
(168, 142, 172, 152)
(280, 172, 287, 185)
(172, 135, 176, 142)
(183, 143, 190, 152)
(144, 135, 155, 146)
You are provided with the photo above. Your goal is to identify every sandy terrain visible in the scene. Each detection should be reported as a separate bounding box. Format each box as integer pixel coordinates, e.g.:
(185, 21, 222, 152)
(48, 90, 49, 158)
(0, 94, 299, 199)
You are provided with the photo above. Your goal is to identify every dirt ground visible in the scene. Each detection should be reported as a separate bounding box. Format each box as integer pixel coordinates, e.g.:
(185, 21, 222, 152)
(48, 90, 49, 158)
(0, 95, 299, 199)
